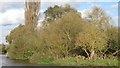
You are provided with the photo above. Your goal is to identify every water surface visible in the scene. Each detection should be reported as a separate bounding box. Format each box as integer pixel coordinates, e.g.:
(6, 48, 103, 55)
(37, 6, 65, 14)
(0, 54, 40, 66)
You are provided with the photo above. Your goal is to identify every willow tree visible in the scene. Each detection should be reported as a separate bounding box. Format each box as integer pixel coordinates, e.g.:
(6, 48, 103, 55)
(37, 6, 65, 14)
(25, 1, 40, 29)
(75, 24, 108, 59)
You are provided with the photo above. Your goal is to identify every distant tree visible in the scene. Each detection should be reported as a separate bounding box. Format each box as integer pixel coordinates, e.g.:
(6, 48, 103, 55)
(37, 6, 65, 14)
(44, 5, 77, 23)
(0, 44, 7, 54)
(86, 6, 111, 30)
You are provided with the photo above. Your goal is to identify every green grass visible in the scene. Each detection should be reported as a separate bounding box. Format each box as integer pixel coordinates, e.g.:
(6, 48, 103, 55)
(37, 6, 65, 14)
(37, 57, 54, 65)
(45, 57, 119, 66)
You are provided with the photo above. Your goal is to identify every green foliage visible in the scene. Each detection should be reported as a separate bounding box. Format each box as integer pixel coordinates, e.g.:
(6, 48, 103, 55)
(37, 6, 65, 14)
(0, 44, 4, 54)
(107, 27, 118, 49)
(29, 11, 84, 63)
(6, 4, 119, 65)
(75, 23, 108, 58)
(6, 24, 24, 44)
(7, 25, 39, 60)
(44, 11, 83, 55)
(0, 44, 7, 54)
(44, 5, 77, 23)
(106, 27, 120, 56)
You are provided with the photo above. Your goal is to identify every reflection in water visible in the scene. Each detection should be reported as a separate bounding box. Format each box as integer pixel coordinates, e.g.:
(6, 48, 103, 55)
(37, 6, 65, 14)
(0, 54, 39, 66)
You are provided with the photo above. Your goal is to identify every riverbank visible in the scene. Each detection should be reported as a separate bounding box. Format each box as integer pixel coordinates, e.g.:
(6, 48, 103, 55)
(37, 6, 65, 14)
(51, 57, 119, 66)
(0, 54, 119, 67)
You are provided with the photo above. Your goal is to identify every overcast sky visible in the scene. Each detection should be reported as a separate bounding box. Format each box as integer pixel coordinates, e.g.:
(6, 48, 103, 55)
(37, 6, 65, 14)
(0, 0, 119, 44)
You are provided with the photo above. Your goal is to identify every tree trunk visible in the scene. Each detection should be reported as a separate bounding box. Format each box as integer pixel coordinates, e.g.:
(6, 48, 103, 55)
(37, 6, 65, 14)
(90, 50, 95, 59)
(83, 48, 90, 59)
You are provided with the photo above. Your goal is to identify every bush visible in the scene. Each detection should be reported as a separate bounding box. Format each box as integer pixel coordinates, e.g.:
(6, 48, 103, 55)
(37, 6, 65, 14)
(7, 25, 39, 60)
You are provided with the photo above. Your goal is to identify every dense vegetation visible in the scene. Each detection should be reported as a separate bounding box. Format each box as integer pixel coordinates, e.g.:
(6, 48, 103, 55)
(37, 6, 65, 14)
(0, 44, 8, 54)
(6, 4, 119, 66)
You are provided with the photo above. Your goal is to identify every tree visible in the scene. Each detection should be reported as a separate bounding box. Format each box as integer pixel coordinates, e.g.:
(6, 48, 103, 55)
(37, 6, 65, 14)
(6, 24, 24, 44)
(7, 25, 39, 60)
(44, 5, 77, 23)
(29, 11, 84, 63)
(25, 1, 40, 28)
(106, 27, 119, 56)
(6, 1, 41, 60)
(75, 23, 108, 59)
(86, 6, 111, 30)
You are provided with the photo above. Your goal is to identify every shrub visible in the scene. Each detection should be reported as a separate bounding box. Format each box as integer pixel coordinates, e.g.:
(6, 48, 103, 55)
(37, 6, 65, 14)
(7, 25, 39, 60)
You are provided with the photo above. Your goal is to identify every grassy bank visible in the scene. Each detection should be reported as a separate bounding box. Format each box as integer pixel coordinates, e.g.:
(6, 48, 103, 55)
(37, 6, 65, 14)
(37, 57, 119, 66)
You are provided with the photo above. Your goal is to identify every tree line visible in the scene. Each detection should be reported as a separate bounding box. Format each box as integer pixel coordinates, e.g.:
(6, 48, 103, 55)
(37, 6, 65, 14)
(6, 4, 120, 64)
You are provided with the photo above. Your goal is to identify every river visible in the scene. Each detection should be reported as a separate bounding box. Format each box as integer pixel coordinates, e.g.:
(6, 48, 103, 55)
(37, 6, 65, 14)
(0, 54, 39, 67)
